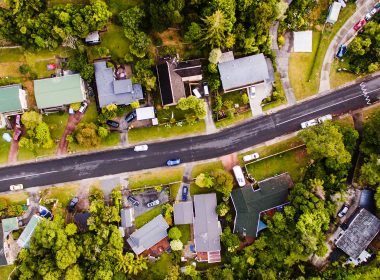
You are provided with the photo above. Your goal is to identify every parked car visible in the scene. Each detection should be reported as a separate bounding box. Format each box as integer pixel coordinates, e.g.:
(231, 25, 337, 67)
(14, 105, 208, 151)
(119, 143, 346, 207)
(147, 199, 160, 208)
(182, 185, 189, 201)
(134, 144, 148, 152)
(128, 196, 140, 207)
(10, 184, 23, 191)
(248, 86, 256, 98)
(125, 111, 137, 123)
(300, 119, 318, 129)
(166, 158, 181, 166)
(79, 101, 88, 113)
(317, 114, 332, 123)
(365, 8, 377, 21)
(68, 197, 79, 212)
(13, 129, 22, 141)
(353, 19, 366, 31)
(15, 115, 21, 128)
(243, 152, 260, 162)
(203, 82, 209, 97)
(376, 2, 380, 9)
(68, 107, 75, 115)
(336, 44, 347, 59)
(338, 204, 349, 218)
(106, 120, 119, 128)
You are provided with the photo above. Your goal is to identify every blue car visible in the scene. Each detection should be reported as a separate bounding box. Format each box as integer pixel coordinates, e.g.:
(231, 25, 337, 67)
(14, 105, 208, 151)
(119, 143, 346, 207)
(166, 158, 181, 166)
(336, 44, 347, 59)
(182, 185, 188, 201)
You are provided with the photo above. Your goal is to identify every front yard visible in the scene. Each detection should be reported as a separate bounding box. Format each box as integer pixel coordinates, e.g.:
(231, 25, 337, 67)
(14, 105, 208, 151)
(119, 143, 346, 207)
(128, 167, 184, 190)
(0, 128, 11, 164)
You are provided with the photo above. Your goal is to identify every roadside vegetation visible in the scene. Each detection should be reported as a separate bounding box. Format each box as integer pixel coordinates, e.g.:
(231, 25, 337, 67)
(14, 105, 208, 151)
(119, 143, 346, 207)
(128, 168, 184, 190)
(0, 128, 11, 164)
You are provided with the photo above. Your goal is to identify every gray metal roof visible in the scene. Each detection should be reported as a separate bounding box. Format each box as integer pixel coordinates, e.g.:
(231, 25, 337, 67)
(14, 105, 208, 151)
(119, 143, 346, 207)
(121, 208, 134, 228)
(193, 193, 221, 252)
(174, 201, 194, 225)
(17, 215, 41, 248)
(94, 61, 143, 107)
(127, 214, 169, 255)
(218, 53, 270, 91)
(336, 208, 380, 259)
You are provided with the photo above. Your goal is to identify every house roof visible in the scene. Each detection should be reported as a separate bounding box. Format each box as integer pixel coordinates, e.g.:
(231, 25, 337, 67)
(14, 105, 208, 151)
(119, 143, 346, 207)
(218, 53, 270, 92)
(173, 59, 202, 78)
(156, 62, 174, 106)
(85, 31, 100, 43)
(0, 84, 23, 113)
(1, 217, 19, 234)
(121, 208, 134, 228)
(74, 212, 90, 232)
(336, 208, 380, 259)
(174, 201, 194, 225)
(327, 2, 342, 23)
(94, 61, 143, 107)
(359, 189, 376, 213)
(34, 74, 84, 109)
(218, 51, 235, 63)
(17, 215, 41, 248)
(193, 193, 221, 252)
(293, 31, 313, 52)
(127, 214, 169, 255)
(231, 173, 292, 237)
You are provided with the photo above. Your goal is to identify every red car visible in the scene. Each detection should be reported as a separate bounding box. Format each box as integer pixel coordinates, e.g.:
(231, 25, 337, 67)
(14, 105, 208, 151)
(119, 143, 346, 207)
(13, 129, 22, 141)
(354, 19, 366, 31)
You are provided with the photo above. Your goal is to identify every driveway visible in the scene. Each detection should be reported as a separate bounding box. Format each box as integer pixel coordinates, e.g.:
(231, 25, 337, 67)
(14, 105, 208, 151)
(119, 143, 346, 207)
(130, 189, 169, 217)
(319, 0, 377, 93)
(249, 83, 272, 118)
(57, 111, 84, 156)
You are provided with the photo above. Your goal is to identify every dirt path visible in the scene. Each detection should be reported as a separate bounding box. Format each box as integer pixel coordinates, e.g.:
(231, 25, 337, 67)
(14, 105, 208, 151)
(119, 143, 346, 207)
(8, 139, 19, 163)
(57, 112, 83, 156)
(220, 153, 239, 171)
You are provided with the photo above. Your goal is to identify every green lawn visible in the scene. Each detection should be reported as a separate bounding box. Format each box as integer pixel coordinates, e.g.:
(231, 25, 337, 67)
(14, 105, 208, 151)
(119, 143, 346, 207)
(135, 205, 163, 228)
(190, 182, 214, 196)
(0, 265, 15, 280)
(128, 121, 206, 143)
(128, 167, 184, 190)
(246, 146, 311, 182)
(156, 106, 187, 123)
(191, 160, 224, 178)
(0, 192, 29, 205)
(0, 129, 11, 164)
(262, 72, 287, 111)
(18, 145, 56, 161)
(177, 224, 191, 244)
(329, 58, 359, 89)
(215, 111, 251, 129)
(80, 99, 98, 123)
(41, 183, 80, 216)
(68, 132, 120, 153)
(100, 24, 131, 62)
(169, 182, 181, 200)
(363, 103, 380, 120)
(43, 112, 69, 142)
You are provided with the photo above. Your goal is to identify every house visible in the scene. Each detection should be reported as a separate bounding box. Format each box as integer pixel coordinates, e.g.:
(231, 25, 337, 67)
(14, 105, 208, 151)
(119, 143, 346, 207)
(0, 84, 27, 128)
(127, 214, 170, 256)
(193, 193, 222, 263)
(326, 2, 342, 24)
(218, 53, 270, 93)
(359, 189, 376, 213)
(1, 217, 19, 237)
(218, 51, 235, 64)
(174, 201, 194, 225)
(17, 215, 42, 248)
(230, 173, 293, 238)
(34, 74, 86, 112)
(74, 212, 91, 232)
(293, 31, 313, 52)
(121, 208, 134, 228)
(156, 58, 203, 106)
(335, 208, 380, 260)
(85, 31, 101, 45)
(94, 61, 144, 108)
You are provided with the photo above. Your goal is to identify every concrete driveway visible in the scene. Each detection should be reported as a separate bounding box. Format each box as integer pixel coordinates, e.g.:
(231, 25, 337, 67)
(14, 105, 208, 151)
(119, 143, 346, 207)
(249, 83, 272, 118)
(129, 188, 169, 217)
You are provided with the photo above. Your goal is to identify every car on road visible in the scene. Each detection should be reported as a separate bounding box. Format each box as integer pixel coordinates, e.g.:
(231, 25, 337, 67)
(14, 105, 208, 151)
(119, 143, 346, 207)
(166, 158, 181, 166)
(182, 185, 189, 201)
(354, 19, 366, 31)
(147, 199, 160, 208)
(336, 44, 347, 59)
(128, 196, 140, 207)
(317, 114, 332, 123)
(13, 129, 22, 141)
(68, 197, 79, 212)
(125, 111, 137, 123)
(243, 152, 260, 162)
(106, 120, 119, 128)
(10, 184, 23, 191)
(300, 119, 318, 129)
(78, 101, 88, 113)
(15, 115, 21, 128)
(338, 204, 349, 218)
(134, 144, 148, 152)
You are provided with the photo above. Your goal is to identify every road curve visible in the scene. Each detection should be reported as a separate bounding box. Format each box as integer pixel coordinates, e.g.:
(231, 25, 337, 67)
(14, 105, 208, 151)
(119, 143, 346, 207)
(1, 77, 380, 190)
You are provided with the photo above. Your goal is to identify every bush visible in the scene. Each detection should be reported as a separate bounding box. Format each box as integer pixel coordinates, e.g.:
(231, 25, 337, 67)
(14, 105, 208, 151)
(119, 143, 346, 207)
(168, 227, 182, 240)
(130, 100, 140, 109)
(278, 35, 285, 47)
(241, 93, 249, 105)
(208, 63, 218, 74)
(19, 64, 31, 75)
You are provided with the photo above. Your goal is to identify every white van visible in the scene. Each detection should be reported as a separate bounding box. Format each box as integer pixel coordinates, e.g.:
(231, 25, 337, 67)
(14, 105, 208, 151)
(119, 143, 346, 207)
(192, 88, 202, 98)
(203, 84, 209, 96)
(232, 165, 246, 187)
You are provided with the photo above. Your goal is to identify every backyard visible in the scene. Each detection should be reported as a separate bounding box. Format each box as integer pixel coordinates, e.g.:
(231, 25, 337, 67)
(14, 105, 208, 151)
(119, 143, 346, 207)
(329, 56, 360, 89)
(0, 265, 15, 280)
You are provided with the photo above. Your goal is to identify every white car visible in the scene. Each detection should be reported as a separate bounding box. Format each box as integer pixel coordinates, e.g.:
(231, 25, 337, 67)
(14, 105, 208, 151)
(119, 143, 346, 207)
(248, 86, 256, 98)
(317, 114, 332, 124)
(146, 199, 160, 208)
(10, 184, 24, 191)
(243, 152, 260, 162)
(338, 205, 349, 218)
(134, 145, 148, 152)
(301, 119, 318, 129)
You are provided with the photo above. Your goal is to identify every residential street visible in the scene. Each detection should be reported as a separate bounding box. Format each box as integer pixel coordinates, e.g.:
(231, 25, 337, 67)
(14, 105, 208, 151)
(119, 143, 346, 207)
(0, 76, 379, 190)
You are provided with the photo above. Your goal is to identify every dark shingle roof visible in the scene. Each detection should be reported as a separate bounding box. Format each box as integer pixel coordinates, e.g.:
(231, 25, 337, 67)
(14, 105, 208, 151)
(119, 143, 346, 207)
(156, 62, 174, 106)
(231, 173, 292, 237)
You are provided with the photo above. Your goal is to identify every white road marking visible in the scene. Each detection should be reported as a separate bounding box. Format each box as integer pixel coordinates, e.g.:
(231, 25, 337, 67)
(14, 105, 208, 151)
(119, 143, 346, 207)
(0, 170, 60, 182)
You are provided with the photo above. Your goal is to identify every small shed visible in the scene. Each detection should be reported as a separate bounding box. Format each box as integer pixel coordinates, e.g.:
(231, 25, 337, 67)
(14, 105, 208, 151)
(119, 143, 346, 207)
(136, 107, 156, 121)
(326, 2, 342, 24)
(174, 201, 194, 225)
(2, 217, 19, 236)
(121, 208, 134, 228)
(85, 31, 101, 45)
(293, 31, 313, 53)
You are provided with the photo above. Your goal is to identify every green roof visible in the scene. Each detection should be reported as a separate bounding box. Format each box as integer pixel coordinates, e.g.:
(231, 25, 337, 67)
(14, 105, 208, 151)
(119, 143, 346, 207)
(231, 173, 293, 237)
(17, 215, 41, 248)
(1, 217, 19, 233)
(34, 74, 84, 109)
(0, 84, 22, 113)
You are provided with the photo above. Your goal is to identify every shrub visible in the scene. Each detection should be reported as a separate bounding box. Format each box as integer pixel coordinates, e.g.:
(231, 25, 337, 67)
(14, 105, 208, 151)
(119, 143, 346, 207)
(168, 227, 182, 240)
(19, 64, 31, 75)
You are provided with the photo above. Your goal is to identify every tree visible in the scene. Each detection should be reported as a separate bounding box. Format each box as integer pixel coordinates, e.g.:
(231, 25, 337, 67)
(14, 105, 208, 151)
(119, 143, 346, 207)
(177, 96, 206, 120)
(130, 100, 140, 109)
(119, 7, 145, 39)
(241, 93, 249, 105)
(213, 95, 223, 112)
(195, 173, 214, 188)
(35, 122, 54, 149)
(65, 265, 83, 280)
(65, 223, 77, 236)
(129, 31, 151, 58)
(211, 169, 234, 196)
(360, 155, 380, 185)
(133, 59, 157, 91)
(170, 240, 183, 251)
(221, 227, 240, 252)
(97, 126, 109, 138)
(75, 122, 101, 147)
(361, 110, 380, 156)
(216, 202, 230, 216)
(209, 48, 222, 64)
(21, 111, 42, 130)
(168, 227, 182, 240)
(201, 10, 232, 48)
(184, 22, 202, 43)
(19, 64, 31, 75)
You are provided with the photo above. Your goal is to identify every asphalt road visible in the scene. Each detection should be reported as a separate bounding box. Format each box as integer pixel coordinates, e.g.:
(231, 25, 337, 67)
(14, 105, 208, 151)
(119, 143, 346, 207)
(1, 77, 380, 190)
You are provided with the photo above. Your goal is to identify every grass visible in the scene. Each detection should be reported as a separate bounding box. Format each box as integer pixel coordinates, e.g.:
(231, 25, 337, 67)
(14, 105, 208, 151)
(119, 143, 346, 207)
(335, 115, 354, 128)
(177, 224, 191, 244)
(215, 111, 252, 129)
(135, 205, 163, 228)
(108, 0, 141, 15)
(362, 103, 380, 121)
(0, 128, 11, 164)
(191, 160, 224, 178)
(246, 146, 311, 182)
(128, 167, 184, 190)
(157, 107, 187, 123)
(68, 132, 120, 153)
(262, 72, 287, 111)
(329, 58, 359, 89)
(41, 183, 79, 216)
(18, 145, 56, 161)
(169, 182, 181, 200)
(128, 121, 206, 143)
(0, 192, 29, 205)
(80, 99, 98, 123)
(100, 24, 131, 62)
(190, 182, 214, 196)
(0, 265, 15, 280)
(43, 112, 69, 142)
